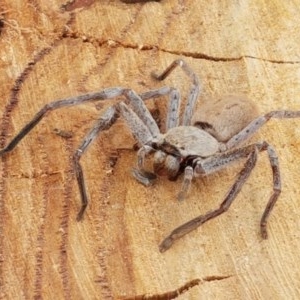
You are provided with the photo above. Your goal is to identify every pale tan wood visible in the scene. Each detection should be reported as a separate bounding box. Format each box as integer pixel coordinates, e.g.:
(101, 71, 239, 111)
(1, 1, 300, 299)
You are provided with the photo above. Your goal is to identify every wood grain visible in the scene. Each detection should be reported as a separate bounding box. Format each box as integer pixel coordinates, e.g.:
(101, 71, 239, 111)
(1, 1, 300, 299)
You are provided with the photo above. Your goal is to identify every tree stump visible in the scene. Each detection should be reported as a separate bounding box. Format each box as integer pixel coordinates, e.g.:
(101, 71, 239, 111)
(1, 1, 300, 299)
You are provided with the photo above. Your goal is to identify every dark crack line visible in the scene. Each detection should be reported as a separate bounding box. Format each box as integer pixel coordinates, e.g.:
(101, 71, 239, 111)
(69, 3, 144, 91)
(61, 0, 96, 12)
(60, 30, 300, 65)
(121, 275, 232, 300)
(161, 49, 300, 64)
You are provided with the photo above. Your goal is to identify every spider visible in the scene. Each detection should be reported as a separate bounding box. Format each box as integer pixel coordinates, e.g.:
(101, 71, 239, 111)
(1, 59, 299, 252)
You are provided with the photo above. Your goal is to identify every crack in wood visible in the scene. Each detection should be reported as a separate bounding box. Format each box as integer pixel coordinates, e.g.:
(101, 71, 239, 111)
(120, 275, 232, 300)
(60, 29, 300, 65)
(57, 1, 300, 65)
(63, 5, 144, 91)
(61, 0, 160, 11)
(163, 50, 300, 64)
(61, 0, 96, 12)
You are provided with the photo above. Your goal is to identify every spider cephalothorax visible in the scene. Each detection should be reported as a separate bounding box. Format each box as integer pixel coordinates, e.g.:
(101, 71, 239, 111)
(135, 126, 221, 183)
(1, 59, 299, 252)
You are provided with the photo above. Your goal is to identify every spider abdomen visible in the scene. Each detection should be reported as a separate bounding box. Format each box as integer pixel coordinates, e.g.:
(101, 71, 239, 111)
(192, 95, 259, 142)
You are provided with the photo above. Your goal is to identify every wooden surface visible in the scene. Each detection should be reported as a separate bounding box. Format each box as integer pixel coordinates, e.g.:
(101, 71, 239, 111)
(1, 1, 300, 299)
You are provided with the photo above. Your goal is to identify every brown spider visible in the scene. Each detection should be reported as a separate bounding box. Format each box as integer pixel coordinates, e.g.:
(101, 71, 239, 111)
(1, 59, 299, 252)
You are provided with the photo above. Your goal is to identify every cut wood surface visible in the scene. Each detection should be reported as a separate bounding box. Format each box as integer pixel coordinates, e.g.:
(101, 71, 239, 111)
(1, 1, 300, 299)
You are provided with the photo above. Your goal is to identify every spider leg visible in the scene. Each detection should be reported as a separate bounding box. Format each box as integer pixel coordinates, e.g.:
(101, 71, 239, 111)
(131, 167, 157, 186)
(0, 86, 160, 219)
(225, 110, 300, 150)
(129, 86, 187, 182)
(152, 59, 201, 126)
(140, 86, 173, 100)
(177, 166, 193, 201)
(0, 88, 127, 156)
(159, 146, 258, 252)
(117, 98, 160, 182)
(140, 86, 182, 130)
(74, 106, 118, 220)
(260, 142, 281, 239)
(75, 101, 155, 220)
(159, 141, 281, 252)
(123, 89, 160, 138)
(166, 88, 181, 130)
(0, 86, 177, 156)
(0, 83, 189, 218)
(131, 145, 157, 186)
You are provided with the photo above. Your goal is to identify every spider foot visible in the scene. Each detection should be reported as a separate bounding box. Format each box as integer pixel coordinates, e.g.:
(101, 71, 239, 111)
(76, 205, 87, 221)
(132, 168, 157, 186)
(177, 191, 187, 202)
(260, 222, 268, 239)
(159, 236, 174, 253)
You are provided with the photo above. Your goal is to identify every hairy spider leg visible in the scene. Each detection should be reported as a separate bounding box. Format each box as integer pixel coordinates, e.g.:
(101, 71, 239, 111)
(159, 141, 280, 252)
(76, 88, 187, 219)
(0, 88, 125, 156)
(0, 86, 179, 157)
(74, 106, 119, 220)
(74, 97, 156, 220)
(177, 166, 193, 201)
(0, 86, 179, 219)
(141, 86, 182, 130)
(165, 88, 181, 130)
(225, 110, 300, 150)
(133, 87, 184, 185)
(152, 59, 201, 126)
